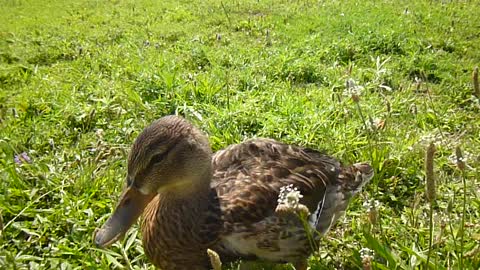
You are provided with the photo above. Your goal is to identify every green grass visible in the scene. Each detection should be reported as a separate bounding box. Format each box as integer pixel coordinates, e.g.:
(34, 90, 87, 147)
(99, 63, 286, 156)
(1, 0, 480, 269)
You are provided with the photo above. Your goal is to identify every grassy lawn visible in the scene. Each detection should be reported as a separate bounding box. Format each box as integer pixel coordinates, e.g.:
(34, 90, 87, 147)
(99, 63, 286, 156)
(1, 0, 479, 269)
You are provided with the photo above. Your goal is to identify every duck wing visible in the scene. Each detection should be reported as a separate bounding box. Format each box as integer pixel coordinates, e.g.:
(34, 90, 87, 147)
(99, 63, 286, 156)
(211, 138, 357, 232)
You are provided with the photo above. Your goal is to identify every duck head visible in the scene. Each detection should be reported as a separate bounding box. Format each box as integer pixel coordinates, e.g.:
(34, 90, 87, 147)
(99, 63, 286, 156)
(94, 115, 212, 247)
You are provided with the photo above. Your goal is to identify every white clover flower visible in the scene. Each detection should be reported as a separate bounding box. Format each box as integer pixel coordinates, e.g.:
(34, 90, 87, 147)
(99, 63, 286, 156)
(277, 184, 303, 209)
(363, 199, 381, 224)
(360, 247, 374, 270)
(362, 199, 381, 211)
(417, 132, 443, 147)
(360, 247, 374, 260)
(343, 78, 364, 100)
(371, 118, 382, 125)
(433, 211, 449, 227)
(370, 117, 385, 130)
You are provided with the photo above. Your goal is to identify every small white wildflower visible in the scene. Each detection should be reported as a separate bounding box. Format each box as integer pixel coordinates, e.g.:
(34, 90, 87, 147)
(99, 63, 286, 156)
(360, 247, 374, 259)
(344, 78, 364, 103)
(360, 247, 374, 270)
(344, 78, 364, 95)
(418, 132, 443, 147)
(277, 184, 303, 209)
(363, 199, 381, 224)
(362, 199, 380, 211)
(433, 211, 449, 228)
(415, 76, 422, 84)
(370, 118, 384, 130)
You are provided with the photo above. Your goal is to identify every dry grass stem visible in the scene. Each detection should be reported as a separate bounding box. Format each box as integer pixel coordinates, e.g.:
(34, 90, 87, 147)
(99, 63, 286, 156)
(455, 146, 466, 171)
(425, 142, 436, 203)
(456, 145, 467, 269)
(473, 66, 479, 98)
(368, 208, 379, 225)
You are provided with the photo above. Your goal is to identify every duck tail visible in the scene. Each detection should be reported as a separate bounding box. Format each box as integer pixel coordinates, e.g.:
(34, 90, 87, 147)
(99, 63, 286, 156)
(340, 162, 374, 194)
(312, 162, 374, 234)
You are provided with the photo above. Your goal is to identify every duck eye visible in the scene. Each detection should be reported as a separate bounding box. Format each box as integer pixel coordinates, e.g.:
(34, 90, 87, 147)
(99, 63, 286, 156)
(149, 144, 176, 166)
(150, 151, 168, 165)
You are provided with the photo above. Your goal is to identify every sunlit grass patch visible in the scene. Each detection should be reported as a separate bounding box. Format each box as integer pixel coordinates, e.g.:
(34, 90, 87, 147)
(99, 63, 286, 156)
(1, 0, 479, 269)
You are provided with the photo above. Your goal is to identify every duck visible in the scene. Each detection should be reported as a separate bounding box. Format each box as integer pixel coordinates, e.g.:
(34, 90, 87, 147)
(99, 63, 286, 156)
(94, 115, 374, 270)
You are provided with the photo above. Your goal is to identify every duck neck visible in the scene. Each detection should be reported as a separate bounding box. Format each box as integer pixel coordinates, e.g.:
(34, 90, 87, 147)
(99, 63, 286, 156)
(141, 176, 215, 269)
(164, 164, 212, 200)
(145, 165, 213, 221)
(141, 169, 214, 251)
(159, 180, 211, 208)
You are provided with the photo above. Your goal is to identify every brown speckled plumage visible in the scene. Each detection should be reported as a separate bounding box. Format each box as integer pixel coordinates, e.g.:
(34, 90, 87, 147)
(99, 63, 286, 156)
(211, 139, 372, 266)
(94, 115, 373, 269)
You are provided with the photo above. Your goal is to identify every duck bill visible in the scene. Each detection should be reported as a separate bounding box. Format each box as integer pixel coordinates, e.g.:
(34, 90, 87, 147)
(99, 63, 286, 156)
(94, 187, 155, 247)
